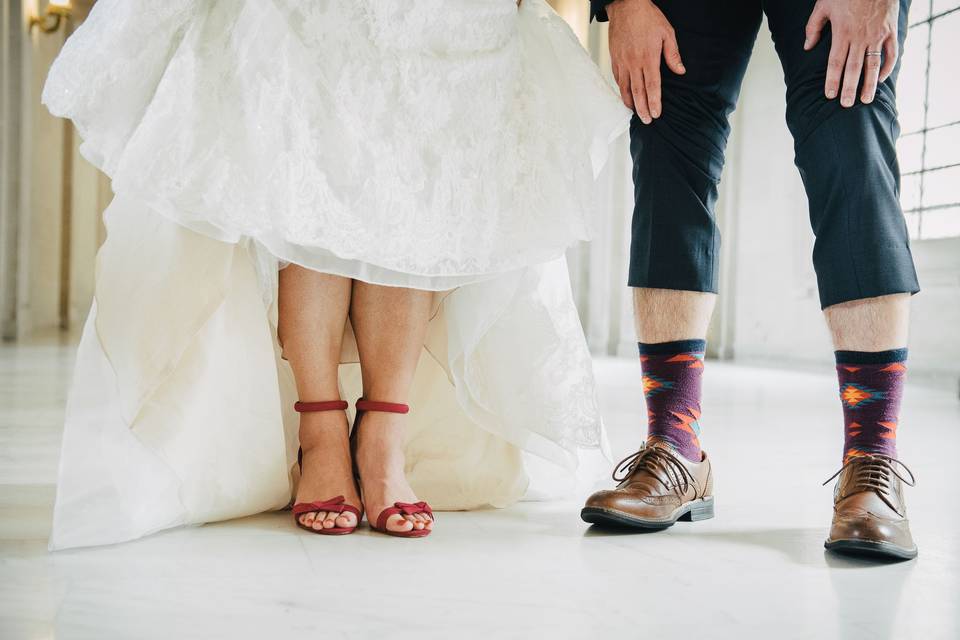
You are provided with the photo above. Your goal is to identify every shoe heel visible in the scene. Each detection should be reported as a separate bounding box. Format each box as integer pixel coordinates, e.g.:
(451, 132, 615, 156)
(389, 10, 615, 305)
(679, 497, 715, 522)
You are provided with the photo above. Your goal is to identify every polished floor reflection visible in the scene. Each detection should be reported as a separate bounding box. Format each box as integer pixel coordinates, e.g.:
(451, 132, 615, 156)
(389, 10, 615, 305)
(1, 337, 957, 639)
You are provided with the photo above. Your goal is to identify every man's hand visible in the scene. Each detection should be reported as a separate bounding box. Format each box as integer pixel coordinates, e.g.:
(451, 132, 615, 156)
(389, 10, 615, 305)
(607, 0, 685, 124)
(804, 0, 900, 107)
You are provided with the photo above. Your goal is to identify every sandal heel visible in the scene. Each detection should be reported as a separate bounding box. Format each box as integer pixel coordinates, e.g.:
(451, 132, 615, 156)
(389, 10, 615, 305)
(291, 399, 362, 535)
(354, 399, 434, 538)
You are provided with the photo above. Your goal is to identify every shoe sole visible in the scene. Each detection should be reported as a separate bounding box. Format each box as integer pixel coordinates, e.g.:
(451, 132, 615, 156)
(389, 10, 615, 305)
(824, 538, 918, 560)
(580, 496, 715, 531)
(371, 527, 432, 538)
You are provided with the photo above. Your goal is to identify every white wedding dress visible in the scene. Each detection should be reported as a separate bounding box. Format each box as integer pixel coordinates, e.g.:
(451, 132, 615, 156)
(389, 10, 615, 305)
(43, 0, 630, 550)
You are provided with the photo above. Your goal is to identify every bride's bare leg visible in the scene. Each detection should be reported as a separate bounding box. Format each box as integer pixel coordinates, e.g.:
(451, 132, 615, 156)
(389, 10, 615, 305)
(350, 282, 433, 533)
(278, 265, 359, 531)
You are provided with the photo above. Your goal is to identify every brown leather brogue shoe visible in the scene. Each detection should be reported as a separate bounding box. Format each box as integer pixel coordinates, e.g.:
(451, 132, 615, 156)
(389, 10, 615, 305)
(581, 441, 714, 530)
(824, 455, 917, 560)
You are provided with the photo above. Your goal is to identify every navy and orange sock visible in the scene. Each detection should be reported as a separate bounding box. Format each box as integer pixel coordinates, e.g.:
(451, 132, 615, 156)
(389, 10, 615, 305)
(836, 348, 907, 464)
(639, 339, 706, 462)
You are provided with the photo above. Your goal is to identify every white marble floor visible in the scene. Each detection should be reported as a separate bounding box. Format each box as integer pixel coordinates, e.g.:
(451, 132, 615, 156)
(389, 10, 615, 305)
(1, 336, 958, 640)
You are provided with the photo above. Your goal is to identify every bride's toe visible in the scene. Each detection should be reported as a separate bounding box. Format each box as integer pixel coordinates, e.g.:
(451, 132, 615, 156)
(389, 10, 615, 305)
(335, 513, 356, 529)
(386, 514, 414, 533)
(311, 512, 328, 530)
(300, 512, 316, 528)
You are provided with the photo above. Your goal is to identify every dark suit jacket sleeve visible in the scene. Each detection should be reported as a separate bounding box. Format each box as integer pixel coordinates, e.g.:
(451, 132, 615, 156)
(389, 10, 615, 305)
(590, 0, 615, 22)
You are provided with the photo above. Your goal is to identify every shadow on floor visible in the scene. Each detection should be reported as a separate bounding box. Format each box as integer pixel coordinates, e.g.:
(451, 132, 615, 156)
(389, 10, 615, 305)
(583, 524, 919, 570)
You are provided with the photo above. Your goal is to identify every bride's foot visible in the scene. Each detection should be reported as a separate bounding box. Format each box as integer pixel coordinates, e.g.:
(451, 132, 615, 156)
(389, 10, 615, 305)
(354, 410, 433, 534)
(295, 410, 362, 531)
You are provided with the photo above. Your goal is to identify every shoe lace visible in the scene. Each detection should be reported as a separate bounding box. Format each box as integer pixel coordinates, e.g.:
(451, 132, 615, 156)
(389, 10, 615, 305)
(822, 455, 916, 512)
(612, 444, 696, 495)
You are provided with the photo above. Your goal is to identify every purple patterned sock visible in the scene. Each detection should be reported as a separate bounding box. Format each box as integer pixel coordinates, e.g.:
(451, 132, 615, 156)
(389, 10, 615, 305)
(639, 339, 706, 462)
(836, 348, 907, 464)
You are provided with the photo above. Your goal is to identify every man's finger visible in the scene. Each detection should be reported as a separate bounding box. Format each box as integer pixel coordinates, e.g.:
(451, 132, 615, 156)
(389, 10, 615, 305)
(662, 31, 685, 75)
(632, 69, 652, 124)
(617, 67, 634, 112)
(645, 58, 663, 119)
(824, 37, 848, 100)
(879, 35, 898, 82)
(804, 5, 829, 50)
(841, 43, 865, 107)
(861, 43, 883, 103)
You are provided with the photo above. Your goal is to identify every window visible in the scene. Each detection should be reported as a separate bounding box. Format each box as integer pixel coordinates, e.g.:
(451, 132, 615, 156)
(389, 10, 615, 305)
(896, 1, 960, 240)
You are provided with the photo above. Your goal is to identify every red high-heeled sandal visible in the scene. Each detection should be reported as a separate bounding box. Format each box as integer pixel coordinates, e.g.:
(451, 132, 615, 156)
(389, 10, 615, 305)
(352, 399, 434, 538)
(292, 400, 362, 536)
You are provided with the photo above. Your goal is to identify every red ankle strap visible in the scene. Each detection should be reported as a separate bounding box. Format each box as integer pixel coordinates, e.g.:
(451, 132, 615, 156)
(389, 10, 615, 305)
(355, 399, 409, 414)
(294, 400, 348, 413)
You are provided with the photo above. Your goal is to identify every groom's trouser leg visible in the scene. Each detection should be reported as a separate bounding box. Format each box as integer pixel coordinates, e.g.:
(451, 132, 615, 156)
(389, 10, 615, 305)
(629, 0, 919, 316)
(628, 1, 763, 344)
(628, 1, 762, 299)
(763, 0, 918, 311)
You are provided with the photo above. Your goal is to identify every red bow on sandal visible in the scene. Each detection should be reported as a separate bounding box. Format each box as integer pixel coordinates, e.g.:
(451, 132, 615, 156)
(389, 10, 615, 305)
(292, 400, 362, 536)
(353, 399, 435, 538)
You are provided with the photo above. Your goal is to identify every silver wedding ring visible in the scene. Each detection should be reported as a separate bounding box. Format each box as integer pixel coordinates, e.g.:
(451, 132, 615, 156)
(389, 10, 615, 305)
(865, 51, 882, 57)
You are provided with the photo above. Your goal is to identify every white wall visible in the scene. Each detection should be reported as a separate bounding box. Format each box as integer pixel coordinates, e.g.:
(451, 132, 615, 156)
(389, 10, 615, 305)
(0, 0, 25, 339)
(718, 24, 960, 388)
(0, 0, 105, 340)
(23, 7, 67, 333)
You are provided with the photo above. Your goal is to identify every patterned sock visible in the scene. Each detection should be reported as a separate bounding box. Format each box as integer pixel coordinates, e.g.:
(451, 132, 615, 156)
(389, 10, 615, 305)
(836, 348, 907, 464)
(639, 339, 706, 462)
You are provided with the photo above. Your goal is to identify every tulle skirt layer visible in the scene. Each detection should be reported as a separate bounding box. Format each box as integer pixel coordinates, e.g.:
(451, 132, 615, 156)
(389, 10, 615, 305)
(44, 0, 630, 289)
